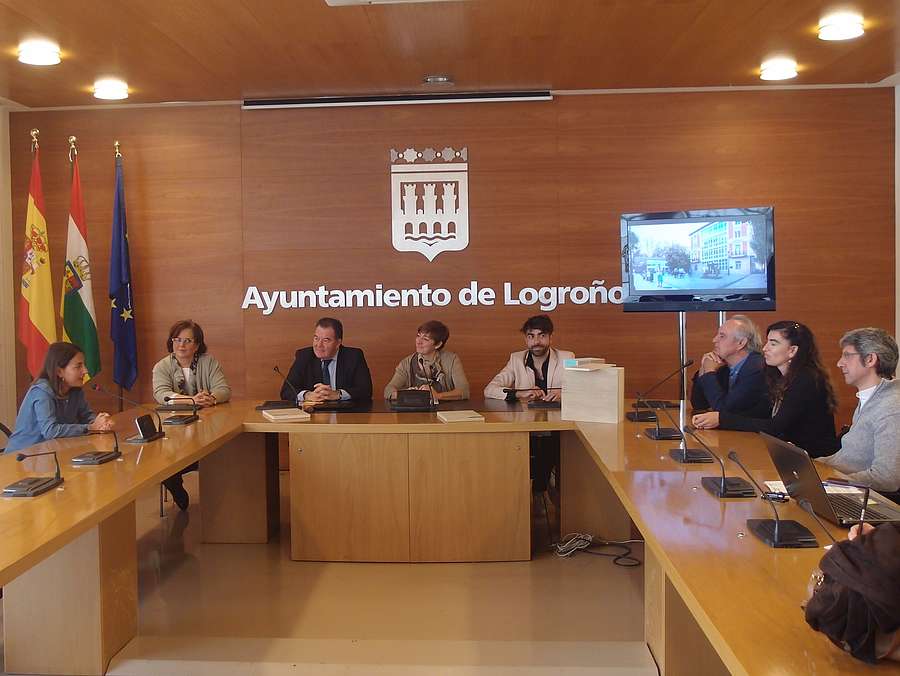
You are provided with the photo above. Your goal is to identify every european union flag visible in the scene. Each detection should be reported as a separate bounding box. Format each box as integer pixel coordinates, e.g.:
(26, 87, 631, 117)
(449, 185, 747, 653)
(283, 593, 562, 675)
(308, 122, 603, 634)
(109, 154, 138, 390)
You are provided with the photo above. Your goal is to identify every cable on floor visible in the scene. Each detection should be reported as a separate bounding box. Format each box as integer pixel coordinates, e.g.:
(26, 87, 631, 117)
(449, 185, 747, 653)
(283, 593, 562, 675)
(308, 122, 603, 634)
(554, 532, 644, 567)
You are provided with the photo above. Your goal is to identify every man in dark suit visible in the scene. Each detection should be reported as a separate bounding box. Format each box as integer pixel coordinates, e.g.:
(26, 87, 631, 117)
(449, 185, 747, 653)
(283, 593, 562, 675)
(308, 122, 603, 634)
(280, 317, 373, 403)
(690, 314, 770, 418)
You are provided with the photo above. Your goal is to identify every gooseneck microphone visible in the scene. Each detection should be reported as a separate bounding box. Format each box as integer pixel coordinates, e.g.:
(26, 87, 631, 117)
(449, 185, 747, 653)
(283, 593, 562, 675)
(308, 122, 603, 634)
(162, 395, 200, 425)
(727, 451, 817, 548)
(93, 383, 163, 434)
(683, 425, 754, 496)
(164, 394, 198, 413)
(16, 450, 62, 482)
(628, 359, 694, 423)
(797, 499, 839, 545)
(643, 392, 688, 441)
(3, 450, 66, 497)
(274, 365, 301, 404)
(92, 383, 165, 443)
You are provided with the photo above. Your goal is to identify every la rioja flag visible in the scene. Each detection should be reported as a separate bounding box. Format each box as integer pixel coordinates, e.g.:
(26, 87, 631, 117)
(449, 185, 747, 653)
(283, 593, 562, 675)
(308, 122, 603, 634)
(61, 151, 100, 379)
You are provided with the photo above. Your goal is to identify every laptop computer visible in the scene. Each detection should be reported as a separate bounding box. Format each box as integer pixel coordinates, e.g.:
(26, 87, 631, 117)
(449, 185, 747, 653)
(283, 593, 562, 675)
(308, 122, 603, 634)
(761, 432, 900, 526)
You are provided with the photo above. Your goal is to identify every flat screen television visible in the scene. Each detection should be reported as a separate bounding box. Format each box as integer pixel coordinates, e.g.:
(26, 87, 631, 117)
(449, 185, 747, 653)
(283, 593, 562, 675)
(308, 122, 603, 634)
(619, 207, 775, 313)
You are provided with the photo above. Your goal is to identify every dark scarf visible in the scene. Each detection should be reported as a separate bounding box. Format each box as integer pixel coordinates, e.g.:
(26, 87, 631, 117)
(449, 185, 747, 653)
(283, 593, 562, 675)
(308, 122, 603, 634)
(408, 353, 448, 392)
(804, 523, 900, 663)
(171, 353, 201, 395)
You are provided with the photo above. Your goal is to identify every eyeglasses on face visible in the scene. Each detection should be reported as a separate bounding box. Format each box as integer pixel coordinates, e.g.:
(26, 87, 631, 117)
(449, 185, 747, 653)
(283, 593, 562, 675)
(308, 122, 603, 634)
(172, 337, 195, 345)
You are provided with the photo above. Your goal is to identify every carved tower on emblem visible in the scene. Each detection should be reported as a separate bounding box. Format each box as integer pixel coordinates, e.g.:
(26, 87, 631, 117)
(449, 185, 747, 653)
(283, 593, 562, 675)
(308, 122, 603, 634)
(390, 146, 469, 262)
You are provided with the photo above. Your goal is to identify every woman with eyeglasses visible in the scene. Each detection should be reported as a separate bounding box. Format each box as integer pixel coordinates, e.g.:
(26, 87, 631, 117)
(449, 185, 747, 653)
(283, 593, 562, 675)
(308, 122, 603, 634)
(152, 319, 231, 408)
(691, 320, 840, 457)
(384, 320, 469, 401)
(152, 320, 230, 510)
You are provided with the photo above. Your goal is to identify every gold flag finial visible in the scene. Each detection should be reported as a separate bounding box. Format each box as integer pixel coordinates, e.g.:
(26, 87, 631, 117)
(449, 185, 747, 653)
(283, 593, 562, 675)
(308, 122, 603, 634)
(30, 128, 39, 152)
(114, 140, 121, 158)
(68, 135, 77, 162)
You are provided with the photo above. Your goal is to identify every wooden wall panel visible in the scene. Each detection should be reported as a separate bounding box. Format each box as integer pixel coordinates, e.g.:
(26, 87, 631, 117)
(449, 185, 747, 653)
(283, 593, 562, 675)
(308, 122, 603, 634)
(9, 106, 245, 409)
(8, 89, 894, 427)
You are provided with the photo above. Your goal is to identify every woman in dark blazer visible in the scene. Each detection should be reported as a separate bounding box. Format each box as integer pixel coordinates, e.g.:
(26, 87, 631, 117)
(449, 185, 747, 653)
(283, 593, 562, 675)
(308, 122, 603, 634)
(692, 321, 839, 457)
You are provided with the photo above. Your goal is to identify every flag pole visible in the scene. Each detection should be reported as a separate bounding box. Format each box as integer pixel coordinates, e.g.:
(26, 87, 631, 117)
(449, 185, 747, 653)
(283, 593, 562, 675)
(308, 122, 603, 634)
(114, 140, 124, 413)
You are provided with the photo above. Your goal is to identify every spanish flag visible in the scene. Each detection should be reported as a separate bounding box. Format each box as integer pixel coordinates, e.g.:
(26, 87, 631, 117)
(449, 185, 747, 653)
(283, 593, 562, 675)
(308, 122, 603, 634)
(18, 145, 56, 377)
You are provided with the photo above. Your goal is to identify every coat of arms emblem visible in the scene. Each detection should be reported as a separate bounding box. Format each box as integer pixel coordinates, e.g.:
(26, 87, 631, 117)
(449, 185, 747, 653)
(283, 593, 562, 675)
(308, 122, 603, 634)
(390, 146, 469, 262)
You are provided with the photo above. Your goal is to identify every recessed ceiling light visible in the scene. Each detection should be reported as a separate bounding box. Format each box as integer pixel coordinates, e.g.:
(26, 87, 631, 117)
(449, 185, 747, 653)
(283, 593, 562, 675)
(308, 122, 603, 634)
(759, 57, 798, 81)
(424, 74, 453, 85)
(818, 12, 864, 40)
(326, 1, 465, 5)
(93, 78, 129, 100)
(17, 39, 61, 66)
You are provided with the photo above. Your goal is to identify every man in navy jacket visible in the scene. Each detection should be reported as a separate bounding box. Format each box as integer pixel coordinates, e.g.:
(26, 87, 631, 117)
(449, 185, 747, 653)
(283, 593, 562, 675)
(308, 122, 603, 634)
(280, 317, 373, 403)
(690, 315, 771, 418)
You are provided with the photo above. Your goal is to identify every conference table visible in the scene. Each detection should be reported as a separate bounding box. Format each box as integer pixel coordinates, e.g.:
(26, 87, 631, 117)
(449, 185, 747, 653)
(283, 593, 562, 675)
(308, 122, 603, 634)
(0, 398, 893, 675)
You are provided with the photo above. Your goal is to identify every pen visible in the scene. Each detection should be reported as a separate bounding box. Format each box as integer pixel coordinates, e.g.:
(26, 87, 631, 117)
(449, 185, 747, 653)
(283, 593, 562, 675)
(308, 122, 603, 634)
(859, 486, 870, 526)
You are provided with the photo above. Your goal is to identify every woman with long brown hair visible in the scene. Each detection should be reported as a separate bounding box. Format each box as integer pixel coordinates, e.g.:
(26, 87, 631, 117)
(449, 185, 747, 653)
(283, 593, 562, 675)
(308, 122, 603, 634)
(5, 342, 114, 453)
(692, 320, 839, 457)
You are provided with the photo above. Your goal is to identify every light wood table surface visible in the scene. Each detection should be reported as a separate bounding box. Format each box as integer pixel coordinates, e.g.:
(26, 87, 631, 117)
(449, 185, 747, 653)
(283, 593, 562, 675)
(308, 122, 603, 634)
(2, 398, 894, 675)
(568, 414, 897, 676)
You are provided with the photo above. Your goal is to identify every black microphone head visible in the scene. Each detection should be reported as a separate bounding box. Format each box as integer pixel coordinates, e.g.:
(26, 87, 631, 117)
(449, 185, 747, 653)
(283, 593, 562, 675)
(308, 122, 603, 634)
(16, 453, 26, 461)
(727, 451, 739, 462)
(683, 359, 695, 367)
(797, 498, 812, 512)
(683, 424, 696, 434)
(273, 365, 282, 375)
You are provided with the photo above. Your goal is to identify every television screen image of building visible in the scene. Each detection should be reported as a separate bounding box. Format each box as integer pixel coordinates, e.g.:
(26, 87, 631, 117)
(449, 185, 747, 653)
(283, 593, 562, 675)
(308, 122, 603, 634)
(626, 219, 768, 295)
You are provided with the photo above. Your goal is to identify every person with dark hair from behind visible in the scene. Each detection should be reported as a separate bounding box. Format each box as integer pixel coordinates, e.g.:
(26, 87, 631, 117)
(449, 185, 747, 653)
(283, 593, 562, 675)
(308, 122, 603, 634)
(384, 320, 469, 401)
(152, 319, 232, 511)
(804, 521, 900, 663)
(690, 314, 771, 418)
(821, 327, 900, 503)
(484, 314, 574, 501)
(692, 321, 839, 457)
(152, 319, 231, 407)
(5, 342, 114, 453)
(280, 317, 373, 403)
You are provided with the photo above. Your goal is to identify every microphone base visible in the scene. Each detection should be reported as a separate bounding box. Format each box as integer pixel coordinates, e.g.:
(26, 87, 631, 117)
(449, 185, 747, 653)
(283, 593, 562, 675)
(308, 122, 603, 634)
(161, 414, 200, 426)
(632, 400, 678, 409)
(669, 448, 714, 464)
(746, 519, 818, 548)
(71, 450, 122, 465)
(701, 476, 756, 498)
(645, 427, 682, 441)
(3, 475, 65, 497)
(626, 410, 656, 422)
(125, 430, 166, 444)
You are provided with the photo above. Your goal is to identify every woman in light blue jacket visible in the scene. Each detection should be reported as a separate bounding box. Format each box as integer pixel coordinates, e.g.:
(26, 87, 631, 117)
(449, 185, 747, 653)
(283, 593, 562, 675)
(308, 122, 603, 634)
(5, 342, 114, 453)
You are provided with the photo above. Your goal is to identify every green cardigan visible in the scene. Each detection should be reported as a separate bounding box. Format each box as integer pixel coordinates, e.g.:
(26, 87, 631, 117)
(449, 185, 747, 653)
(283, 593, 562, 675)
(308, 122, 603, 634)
(152, 353, 231, 404)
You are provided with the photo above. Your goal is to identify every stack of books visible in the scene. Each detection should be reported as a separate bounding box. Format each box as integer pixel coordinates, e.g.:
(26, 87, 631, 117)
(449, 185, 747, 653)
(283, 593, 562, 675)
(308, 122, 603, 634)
(437, 410, 485, 424)
(261, 408, 311, 423)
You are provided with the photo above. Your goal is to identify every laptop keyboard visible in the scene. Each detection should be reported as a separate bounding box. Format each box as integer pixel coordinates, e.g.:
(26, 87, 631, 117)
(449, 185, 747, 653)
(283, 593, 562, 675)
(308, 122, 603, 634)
(828, 493, 892, 521)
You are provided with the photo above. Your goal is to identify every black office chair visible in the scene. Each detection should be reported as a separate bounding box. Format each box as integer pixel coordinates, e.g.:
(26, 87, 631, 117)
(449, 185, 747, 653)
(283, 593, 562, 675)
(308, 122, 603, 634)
(0, 421, 11, 453)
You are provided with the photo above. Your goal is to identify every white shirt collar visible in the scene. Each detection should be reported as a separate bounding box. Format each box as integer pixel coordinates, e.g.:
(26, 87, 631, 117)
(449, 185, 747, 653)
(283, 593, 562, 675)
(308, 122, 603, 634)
(856, 380, 883, 409)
